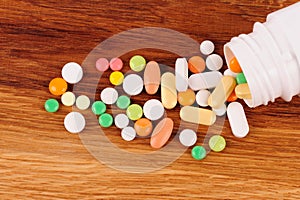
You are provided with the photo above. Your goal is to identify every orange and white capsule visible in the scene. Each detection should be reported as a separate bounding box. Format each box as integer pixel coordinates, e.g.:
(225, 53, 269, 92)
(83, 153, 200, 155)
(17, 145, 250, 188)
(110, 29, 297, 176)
(144, 61, 161, 95)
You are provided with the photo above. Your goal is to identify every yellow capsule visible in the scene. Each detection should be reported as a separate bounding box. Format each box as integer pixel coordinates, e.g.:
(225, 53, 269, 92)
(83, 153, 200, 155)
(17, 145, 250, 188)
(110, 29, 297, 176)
(235, 83, 252, 99)
(180, 106, 216, 126)
(161, 72, 177, 109)
(208, 76, 236, 108)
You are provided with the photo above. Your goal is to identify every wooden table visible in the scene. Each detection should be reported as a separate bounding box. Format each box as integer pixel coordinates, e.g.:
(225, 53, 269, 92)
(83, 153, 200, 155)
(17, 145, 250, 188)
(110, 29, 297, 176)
(0, 0, 299, 199)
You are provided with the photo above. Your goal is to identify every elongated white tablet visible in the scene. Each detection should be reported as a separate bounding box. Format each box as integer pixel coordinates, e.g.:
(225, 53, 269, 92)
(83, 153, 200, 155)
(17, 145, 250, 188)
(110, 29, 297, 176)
(188, 71, 223, 91)
(100, 87, 118, 105)
(175, 58, 188, 92)
(114, 114, 130, 129)
(62, 62, 83, 84)
(121, 127, 136, 141)
(227, 102, 249, 138)
(64, 112, 85, 134)
(123, 74, 143, 96)
(179, 129, 197, 147)
(143, 99, 165, 121)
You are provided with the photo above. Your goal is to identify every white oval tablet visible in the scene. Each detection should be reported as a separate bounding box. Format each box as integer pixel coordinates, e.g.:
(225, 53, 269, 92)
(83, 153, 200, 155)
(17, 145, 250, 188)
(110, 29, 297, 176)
(100, 87, 118, 105)
(143, 99, 165, 121)
(223, 69, 238, 78)
(200, 40, 215, 55)
(188, 71, 223, 91)
(179, 129, 197, 147)
(123, 74, 143, 96)
(206, 54, 223, 71)
(213, 103, 227, 116)
(227, 102, 249, 138)
(64, 112, 85, 134)
(76, 95, 90, 110)
(61, 91, 76, 106)
(62, 62, 83, 84)
(196, 90, 211, 107)
(175, 58, 188, 92)
(121, 127, 136, 141)
(115, 114, 130, 129)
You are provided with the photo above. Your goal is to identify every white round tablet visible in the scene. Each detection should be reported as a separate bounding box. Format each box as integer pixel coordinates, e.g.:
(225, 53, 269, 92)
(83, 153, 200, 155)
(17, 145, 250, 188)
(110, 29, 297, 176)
(100, 87, 118, 105)
(62, 62, 83, 84)
(123, 74, 143, 96)
(196, 90, 211, 107)
(143, 99, 165, 121)
(179, 129, 197, 147)
(61, 91, 76, 106)
(121, 127, 136, 141)
(213, 103, 227, 116)
(200, 40, 215, 55)
(114, 114, 130, 129)
(206, 54, 223, 71)
(76, 95, 90, 110)
(223, 69, 238, 78)
(64, 112, 86, 134)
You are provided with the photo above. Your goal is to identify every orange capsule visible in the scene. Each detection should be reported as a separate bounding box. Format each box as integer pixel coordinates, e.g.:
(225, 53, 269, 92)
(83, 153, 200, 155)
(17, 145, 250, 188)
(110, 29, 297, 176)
(150, 118, 174, 149)
(227, 90, 238, 102)
(134, 118, 153, 137)
(49, 78, 68, 96)
(229, 57, 242, 73)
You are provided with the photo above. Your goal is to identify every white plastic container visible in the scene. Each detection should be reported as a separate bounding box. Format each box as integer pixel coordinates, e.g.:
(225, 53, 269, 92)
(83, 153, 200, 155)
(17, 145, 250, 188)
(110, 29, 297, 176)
(224, 2, 300, 108)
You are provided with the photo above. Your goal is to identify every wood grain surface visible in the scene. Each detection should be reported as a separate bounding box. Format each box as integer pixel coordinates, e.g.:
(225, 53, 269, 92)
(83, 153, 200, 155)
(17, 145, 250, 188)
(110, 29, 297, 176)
(0, 0, 300, 199)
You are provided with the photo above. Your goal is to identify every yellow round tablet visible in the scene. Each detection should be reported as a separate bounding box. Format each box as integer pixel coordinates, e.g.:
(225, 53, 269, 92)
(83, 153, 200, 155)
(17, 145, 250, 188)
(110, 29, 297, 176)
(109, 71, 124, 86)
(61, 91, 76, 106)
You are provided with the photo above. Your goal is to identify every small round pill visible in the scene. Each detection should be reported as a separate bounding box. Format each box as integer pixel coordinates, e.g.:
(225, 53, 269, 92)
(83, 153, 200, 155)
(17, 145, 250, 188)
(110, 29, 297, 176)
(178, 89, 196, 106)
(45, 99, 59, 113)
(62, 62, 83, 84)
(200, 40, 215, 55)
(213, 103, 227, 116)
(99, 113, 113, 128)
(196, 90, 211, 107)
(76, 95, 90, 110)
(126, 104, 143, 121)
(64, 112, 85, 134)
(134, 118, 153, 137)
(191, 146, 206, 160)
(223, 69, 237, 78)
(188, 56, 206, 74)
(229, 57, 242, 73)
(116, 95, 131, 110)
(143, 99, 165, 121)
(91, 101, 106, 115)
(100, 87, 118, 105)
(109, 71, 124, 86)
(49, 78, 68, 96)
(110, 57, 123, 71)
(61, 92, 76, 107)
(123, 74, 143, 96)
(114, 114, 130, 129)
(179, 129, 197, 147)
(96, 58, 109, 72)
(130, 55, 146, 72)
(209, 135, 226, 152)
(121, 127, 136, 141)
(206, 54, 223, 71)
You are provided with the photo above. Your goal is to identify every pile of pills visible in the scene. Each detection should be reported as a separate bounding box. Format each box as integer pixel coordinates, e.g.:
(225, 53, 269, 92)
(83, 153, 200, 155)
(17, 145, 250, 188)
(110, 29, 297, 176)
(45, 40, 251, 161)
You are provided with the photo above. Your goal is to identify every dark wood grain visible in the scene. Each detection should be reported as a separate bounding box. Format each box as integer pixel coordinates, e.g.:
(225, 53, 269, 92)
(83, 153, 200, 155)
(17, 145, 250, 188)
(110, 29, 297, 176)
(0, 0, 299, 199)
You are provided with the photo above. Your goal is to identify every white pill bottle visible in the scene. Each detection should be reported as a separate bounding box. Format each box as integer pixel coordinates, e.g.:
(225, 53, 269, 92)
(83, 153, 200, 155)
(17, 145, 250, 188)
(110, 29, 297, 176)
(224, 2, 300, 108)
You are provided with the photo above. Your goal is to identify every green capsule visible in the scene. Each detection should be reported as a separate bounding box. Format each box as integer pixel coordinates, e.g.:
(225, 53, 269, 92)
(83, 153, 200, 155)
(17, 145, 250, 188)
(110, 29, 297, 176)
(44, 99, 59, 113)
(236, 72, 247, 84)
